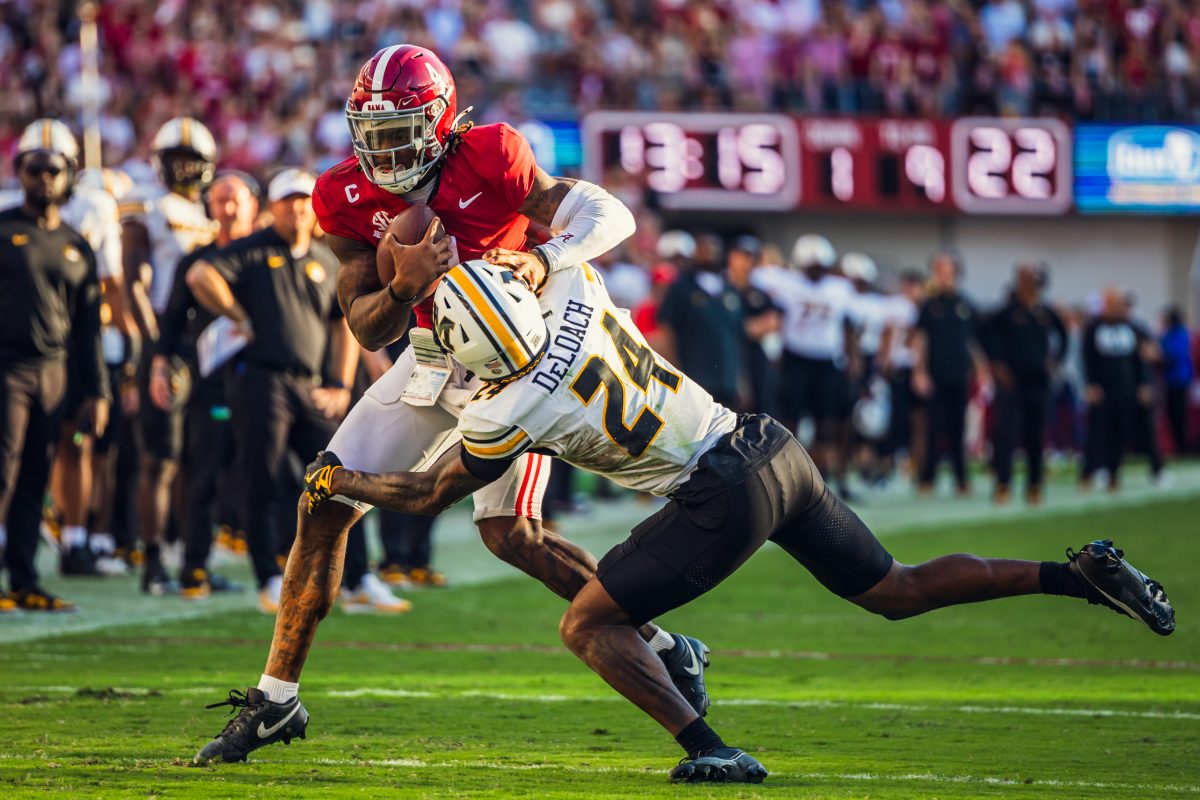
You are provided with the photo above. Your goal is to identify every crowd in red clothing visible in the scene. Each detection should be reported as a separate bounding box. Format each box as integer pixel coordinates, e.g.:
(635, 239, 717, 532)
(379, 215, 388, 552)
(4, 0, 1200, 187)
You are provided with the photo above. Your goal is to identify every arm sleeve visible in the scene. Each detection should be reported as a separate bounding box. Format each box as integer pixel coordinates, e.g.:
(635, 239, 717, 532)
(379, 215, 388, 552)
(534, 180, 637, 274)
(73, 244, 111, 402)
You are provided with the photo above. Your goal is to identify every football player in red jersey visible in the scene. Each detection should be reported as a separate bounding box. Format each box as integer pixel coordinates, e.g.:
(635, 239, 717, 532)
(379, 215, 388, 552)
(194, 45, 712, 764)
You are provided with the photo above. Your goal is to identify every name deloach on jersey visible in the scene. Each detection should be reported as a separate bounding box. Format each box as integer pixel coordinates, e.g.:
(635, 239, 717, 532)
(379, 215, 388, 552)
(459, 264, 737, 497)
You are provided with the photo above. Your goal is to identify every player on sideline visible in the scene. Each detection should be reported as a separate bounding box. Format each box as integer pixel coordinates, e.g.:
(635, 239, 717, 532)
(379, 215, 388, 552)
(302, 260, 1175, 784)
(193, 45, 709, 764)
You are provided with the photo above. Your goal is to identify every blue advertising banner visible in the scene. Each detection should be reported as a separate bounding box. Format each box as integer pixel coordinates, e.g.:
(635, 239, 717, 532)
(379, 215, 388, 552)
(1075, 124, 1200, 213)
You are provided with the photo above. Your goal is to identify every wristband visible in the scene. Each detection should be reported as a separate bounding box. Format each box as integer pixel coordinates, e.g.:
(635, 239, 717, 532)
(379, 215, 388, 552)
(388, 283, 419, 305)
(324, 380, 346, 390)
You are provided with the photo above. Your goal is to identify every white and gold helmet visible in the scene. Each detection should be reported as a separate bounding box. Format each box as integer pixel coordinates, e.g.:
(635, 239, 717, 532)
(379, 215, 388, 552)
(790, 234, 836, 271)
(841, 252, 878, 284)
(151, 116, 217, 191)
(17, 119, 80, 167)
(432, 260, 548, 382)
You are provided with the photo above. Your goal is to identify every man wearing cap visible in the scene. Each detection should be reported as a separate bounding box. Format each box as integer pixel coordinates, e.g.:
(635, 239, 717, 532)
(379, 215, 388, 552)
(656, 232, 744, 408)
(186, 169, 373, 612)
(0, 128, 110, 611)
(725, 235, 781, 415)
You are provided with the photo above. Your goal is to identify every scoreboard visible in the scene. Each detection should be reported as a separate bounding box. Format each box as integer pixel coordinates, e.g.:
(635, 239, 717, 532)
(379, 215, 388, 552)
(582, 112, 1080, 215)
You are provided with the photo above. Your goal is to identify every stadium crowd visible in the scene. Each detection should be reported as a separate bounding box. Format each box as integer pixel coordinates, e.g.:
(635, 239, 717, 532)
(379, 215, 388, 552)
(4, 0, 1200, 187)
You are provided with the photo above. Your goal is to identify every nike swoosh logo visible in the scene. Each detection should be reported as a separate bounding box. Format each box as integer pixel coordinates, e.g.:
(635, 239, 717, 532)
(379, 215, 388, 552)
(682, 644, 701, 676)
(258, 703, 301, 739)
(458, 191, 483, 209)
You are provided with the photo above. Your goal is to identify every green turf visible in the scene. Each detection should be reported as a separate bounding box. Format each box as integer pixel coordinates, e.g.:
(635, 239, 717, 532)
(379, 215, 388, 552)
(1, 494, 1198, 798)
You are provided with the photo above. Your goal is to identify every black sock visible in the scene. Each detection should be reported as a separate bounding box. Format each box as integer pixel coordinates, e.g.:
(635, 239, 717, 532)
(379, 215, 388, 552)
(675, 718, 726, 759)
(1039, 561, 1087, 599)
(145, 543, 162, 565)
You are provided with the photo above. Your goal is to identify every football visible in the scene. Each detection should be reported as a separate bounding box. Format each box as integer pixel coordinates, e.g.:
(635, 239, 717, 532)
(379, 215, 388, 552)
(376, 203, 445, 286)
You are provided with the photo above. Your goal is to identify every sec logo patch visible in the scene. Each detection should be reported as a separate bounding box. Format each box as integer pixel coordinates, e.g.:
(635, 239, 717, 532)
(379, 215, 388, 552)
(63, 245, 81, 262)
(305, 261, 326, 284)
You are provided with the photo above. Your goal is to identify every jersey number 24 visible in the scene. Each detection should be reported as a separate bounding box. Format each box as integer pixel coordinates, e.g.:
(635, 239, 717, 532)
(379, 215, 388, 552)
(570, 312, 681, 458)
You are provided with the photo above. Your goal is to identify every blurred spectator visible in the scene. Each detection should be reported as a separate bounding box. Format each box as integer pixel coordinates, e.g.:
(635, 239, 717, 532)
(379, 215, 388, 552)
(1160, 306, 1194, 455)
(725, 235, 782, 415)
(6, 0, 1200, 192)
(982, 262, 1065, 505)
(878, 270, 925, 475)
(1081, 287, 1156, 490)
(913, 252, 988, 495)
(656, 231, 743, 408)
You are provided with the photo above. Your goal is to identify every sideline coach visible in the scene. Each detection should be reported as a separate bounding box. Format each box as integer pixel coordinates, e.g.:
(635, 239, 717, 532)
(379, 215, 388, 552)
(0, 142, 109, 611)
(187, 169, 356, 607)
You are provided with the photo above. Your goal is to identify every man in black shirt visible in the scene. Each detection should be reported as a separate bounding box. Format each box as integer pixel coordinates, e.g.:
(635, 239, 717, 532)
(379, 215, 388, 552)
(657, 233, 744, 408)
(982, 263, 1065, 504)
(1081, 288, 1155, 490)
(153, 172, 259, 599)
(0, 147, 109, 611)
(913, 252, 989, 494)
(726, 235, 782, 415)
(187, 169, 359, 612)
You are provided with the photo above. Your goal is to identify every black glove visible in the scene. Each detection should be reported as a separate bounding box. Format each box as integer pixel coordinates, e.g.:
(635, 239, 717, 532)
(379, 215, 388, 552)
(303, 451, 344, 514)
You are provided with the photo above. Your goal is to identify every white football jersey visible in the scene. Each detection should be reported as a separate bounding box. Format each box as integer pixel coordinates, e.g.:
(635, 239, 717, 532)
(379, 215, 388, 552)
(121, 185, 216, 312)
(882, 294, 919, 369)
(1, 185, 121, 280)
(848, 290, 889, 357)
(753, 269, 855, 361)
(458, 264, 737, 496)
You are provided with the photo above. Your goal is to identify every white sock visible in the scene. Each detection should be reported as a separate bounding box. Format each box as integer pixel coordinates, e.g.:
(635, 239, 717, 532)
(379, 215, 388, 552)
(62, 525, 88, 549)
(90, 533, 116, 555)
(648, 628, 677, 653)
(257, 674, 299, 703)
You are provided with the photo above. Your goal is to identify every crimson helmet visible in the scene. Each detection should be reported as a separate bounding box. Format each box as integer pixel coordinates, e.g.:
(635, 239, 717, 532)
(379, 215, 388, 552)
(346, 45, 458, 194)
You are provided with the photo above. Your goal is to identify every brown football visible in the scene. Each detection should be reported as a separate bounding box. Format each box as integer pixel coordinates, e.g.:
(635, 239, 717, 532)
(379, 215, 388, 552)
(376, 203, 444, 286)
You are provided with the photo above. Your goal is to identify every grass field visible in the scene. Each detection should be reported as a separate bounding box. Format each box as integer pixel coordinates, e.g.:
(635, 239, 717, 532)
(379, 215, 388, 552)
(1, 475, 1198, 799)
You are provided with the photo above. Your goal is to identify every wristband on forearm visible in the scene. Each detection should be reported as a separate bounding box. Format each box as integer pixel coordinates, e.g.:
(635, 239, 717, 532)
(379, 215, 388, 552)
(388, 283, 419, 305)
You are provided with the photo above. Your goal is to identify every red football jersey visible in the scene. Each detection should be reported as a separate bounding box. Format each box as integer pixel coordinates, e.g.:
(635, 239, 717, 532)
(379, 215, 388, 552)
(312, 123, 537, 328)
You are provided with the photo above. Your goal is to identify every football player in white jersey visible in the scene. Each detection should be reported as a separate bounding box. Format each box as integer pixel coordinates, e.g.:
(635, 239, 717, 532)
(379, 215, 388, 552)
(10, 120, 129, 577)
(294, 260, 1173, 784)
(753, 234, 857, 496)
(841, 252, 890, 484)
(121, 117, 219, 595)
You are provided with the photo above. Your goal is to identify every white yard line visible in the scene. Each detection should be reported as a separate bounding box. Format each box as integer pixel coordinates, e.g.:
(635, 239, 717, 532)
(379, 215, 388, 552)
(1, 751, 1194, 794)
(21, 685, 1193, 722)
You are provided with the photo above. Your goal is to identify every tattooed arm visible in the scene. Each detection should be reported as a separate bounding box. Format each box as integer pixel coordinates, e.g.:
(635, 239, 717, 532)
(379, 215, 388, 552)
(330, 222, 452, 351)
(484, 169, 635, 288)
(322, 445, 490, 516)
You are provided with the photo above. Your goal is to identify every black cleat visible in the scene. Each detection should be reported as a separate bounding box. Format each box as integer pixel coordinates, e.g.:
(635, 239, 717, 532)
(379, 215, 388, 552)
(669, 747, 768, 784)
(60, 545, 100, 577)
(1068, 539, 1175, 636)
(142, 561, 179, 596)
(659, 634, 710, 717)
(193, 688, 309, 764)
